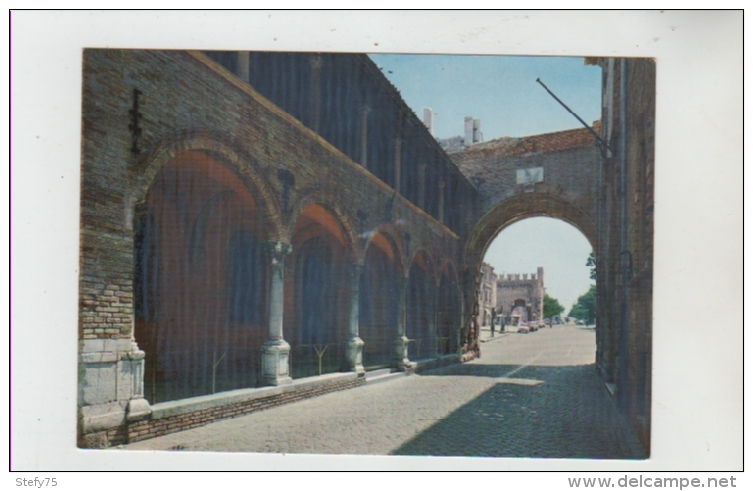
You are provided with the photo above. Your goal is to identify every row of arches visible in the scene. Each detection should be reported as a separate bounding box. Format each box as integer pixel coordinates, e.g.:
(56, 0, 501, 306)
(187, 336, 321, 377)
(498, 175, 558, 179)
(133, 149, 462, 404)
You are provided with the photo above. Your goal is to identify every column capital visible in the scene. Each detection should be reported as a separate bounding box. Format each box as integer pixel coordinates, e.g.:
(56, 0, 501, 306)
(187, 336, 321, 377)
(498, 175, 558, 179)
(310, 54, 323, 69)
(360, 104, 371, 116)
(264, 241, 292, 265)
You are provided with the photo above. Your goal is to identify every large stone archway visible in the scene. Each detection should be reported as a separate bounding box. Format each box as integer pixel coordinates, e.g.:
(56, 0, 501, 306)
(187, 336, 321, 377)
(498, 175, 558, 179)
(465, 192, 598, 277)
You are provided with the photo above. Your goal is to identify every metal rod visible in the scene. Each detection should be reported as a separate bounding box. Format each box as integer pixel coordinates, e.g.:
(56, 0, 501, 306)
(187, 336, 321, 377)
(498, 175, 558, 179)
(536, 78, 612, 153)
(212, 350, 226, 394)
(313, 344, 328, 376)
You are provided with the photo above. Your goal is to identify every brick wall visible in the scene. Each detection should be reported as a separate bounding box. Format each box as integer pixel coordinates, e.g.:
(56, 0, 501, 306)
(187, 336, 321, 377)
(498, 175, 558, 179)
(79, 49, 478, 445)
(83, 377, 365, 448)
(594, 57, 655, 453)
(80, 49, 468, 343)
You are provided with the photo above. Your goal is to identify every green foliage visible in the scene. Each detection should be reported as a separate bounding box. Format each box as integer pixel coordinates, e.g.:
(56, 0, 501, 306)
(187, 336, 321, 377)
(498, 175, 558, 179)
(543, 294, 565, 319)
(568, 284, 596, 325)
(586, 251, 597, 280)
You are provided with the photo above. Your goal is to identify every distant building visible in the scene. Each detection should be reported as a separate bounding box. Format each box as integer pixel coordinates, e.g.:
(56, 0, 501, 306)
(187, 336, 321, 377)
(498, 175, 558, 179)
(496, 267, 545, 324)
(437, 116, 482, 151)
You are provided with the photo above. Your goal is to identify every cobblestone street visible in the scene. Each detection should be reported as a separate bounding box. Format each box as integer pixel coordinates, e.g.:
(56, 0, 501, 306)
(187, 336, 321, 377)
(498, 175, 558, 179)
(124, 324, 646, 459)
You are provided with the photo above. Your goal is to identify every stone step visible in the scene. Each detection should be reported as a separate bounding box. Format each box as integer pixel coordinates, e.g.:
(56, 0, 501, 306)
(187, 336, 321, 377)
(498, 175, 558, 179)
(364, 369, 405, 386)
(364, 368, 392, 380)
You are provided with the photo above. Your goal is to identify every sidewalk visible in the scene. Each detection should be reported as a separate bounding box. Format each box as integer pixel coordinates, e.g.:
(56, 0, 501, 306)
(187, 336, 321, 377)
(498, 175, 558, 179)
(478, 325, 510, 342)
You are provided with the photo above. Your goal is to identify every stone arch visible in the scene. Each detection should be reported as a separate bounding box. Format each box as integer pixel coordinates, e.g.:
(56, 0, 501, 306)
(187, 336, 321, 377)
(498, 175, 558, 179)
(511, 299, 529, 324)
(408, 248, 438, 287)
(134, 149, 271, 403)
(406, 249, 439, 360)
(286, 202, 352, 378)
(360, 222, 406, 277)
(465, 193, 598, 277)
(359, 228, 402, 370)
(128, 129, 284, 242)
(437, 260, 462, 355)
(286, 189, 358, 263)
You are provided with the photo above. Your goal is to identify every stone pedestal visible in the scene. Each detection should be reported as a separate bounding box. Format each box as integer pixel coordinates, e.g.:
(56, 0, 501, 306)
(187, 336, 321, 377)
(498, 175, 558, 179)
(260, 338, 293, 386)
(394, 276, 411, 370)
(78, 338, 152, 447)
(345, 263, 365, 375)
(394, 335, 411, 370)
(124, 343, 151, 422)
(345, 337, 365, 376)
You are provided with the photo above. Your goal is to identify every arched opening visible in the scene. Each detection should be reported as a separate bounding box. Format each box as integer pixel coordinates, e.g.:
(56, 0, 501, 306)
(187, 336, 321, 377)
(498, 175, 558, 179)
(511, 299, 528, 325)
(359, 233, 400, 370)
(406, 251, 435, 360)
(287, 204, 349, 378)
(133, 150, 268, 404)
(437, 264, 461, 355)
(482, 217, 594, 339)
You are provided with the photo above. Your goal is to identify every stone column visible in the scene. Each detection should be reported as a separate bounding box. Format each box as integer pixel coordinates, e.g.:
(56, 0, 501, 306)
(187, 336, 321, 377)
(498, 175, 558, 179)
(437, 181, 446, 224)
(125, 339, 151, 423)
(394, 275, 411, 369)
(345, 263, 365, 376)
(359, 105, 371, 167)
(418, 163, 427, 210)
(237, 51, 250, 83)
(260, 242, 293, 386)
(310, 55, 322, 133)
(393, 138, 402, 193)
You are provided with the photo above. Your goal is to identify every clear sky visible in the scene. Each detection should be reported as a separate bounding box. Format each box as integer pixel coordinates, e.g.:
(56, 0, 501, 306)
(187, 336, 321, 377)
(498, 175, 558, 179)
(369, 54, 602, 140)
(369, 53, 600, 310)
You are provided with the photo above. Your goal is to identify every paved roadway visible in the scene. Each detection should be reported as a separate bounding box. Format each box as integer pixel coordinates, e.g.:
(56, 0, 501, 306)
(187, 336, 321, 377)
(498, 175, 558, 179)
(124, 324, 646, 459)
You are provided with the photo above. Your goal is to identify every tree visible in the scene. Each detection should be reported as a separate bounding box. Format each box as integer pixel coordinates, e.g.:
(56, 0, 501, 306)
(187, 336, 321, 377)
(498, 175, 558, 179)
(586, 251, 597, 280)
(569, 284, 596, 325)
(543, 294, 565, 319)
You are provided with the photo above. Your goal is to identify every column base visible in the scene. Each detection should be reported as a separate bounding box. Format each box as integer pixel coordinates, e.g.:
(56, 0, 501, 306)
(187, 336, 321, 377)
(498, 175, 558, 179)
(345, 337, 365, 376)
(394, 335, 412, 371)
(260, 339, 293, 386)
(126, 397, 152, 422)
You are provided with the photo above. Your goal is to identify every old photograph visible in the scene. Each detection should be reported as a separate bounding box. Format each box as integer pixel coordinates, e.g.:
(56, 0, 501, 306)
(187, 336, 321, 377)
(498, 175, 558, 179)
(10, 11, 742, 473)
(77, 48, 652, 459)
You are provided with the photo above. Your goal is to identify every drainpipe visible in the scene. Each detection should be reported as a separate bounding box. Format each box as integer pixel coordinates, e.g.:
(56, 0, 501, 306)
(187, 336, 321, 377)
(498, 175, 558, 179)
(618, 58, 629, 411)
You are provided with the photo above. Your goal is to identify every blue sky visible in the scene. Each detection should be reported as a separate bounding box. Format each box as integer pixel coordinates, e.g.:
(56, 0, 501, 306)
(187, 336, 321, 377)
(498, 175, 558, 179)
(369, 54, 602, 140)
(370, 54, 600, 310)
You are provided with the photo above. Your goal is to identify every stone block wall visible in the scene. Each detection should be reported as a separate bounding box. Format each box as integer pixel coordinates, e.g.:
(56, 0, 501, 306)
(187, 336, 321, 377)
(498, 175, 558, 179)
(594, 57, 655, 453)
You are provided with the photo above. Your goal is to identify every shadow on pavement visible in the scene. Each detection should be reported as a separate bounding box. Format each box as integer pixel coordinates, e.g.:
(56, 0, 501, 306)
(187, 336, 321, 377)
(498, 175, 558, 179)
(391, 364, 647, 460)
(422, 363, 593, 379)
